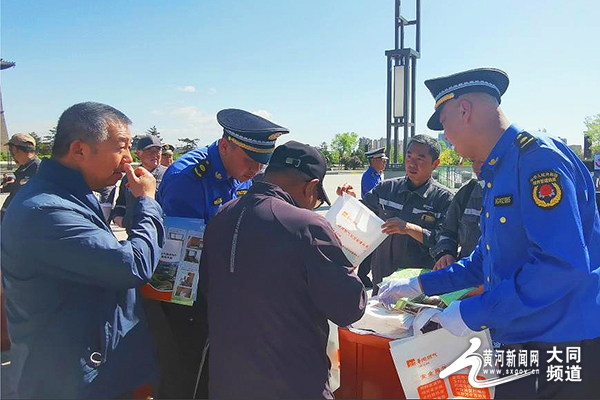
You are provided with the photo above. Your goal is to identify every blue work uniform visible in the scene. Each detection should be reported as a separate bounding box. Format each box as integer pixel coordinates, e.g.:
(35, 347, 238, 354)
(154, 140, 253, 398)
(1, 159, 165, 398)
(420, 125, 600, 344)
(157, 140, 253, 221)
(361, 166, 382, 198)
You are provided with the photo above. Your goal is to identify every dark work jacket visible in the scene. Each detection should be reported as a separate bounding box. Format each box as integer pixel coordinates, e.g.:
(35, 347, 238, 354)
(362, 176, 453, 291)
(430, 178, 483, 261)
(199, 181, 366, 399)
(1, 156, 41, 221)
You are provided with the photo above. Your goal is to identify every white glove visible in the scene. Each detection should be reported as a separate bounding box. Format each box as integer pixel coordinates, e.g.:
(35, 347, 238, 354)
(377, 277, 423, 308)
(431, 300, 477, 337)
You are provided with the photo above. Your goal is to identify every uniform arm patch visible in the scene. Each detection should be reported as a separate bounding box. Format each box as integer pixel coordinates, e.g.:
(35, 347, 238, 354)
(530, 170, 562, 209)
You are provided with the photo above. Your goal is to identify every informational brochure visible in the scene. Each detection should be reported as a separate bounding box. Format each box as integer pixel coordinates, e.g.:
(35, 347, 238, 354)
(324, 192, 387, 266)
(140, 217, 205, 306)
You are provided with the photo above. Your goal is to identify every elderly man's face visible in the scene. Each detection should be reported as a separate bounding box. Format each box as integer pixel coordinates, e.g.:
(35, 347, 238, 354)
(81, 123, 133, 190)
(137, 146, 161, 171)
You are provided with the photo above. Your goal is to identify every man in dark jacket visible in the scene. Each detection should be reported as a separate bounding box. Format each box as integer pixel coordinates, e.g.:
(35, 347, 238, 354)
(199, 141, 366, 399)
(338, 135, 453, 294)
(430, 160, 484, 270)
(1, 133, 41, 221)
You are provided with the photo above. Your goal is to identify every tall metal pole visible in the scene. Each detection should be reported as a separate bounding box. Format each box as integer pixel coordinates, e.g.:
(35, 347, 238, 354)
(386, 56, 392, 161)
(385, 0, 421, 167)
(403, 56, 410, 160)
(410, 56, 417, 139)
(416, 0, 421, 53)
(395, 0, 400, 50)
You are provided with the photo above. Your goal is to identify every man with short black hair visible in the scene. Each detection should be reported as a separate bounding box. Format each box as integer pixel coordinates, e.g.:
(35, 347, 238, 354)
(1, 133, 41, 221)
(338, 134, 453, 293)
(200, 141, 366, 399)
(1, 101, 165, 398)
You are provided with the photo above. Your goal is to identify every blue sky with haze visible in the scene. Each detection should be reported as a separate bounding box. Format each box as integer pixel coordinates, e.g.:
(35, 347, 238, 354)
(2, 0, 599, 149)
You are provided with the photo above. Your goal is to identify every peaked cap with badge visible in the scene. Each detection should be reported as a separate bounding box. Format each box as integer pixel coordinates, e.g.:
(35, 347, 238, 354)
(162, 144, 175, 155)
(365, 147, 388, 160)
(424, 68, 509, 131)
(217, 109, 289, 164)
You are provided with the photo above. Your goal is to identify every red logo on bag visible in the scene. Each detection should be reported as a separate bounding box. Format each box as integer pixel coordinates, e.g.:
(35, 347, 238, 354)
(407, 359, 416, 368)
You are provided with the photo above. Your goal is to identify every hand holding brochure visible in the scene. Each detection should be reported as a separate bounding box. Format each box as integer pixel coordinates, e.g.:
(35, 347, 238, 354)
(324, 192, 387, 266)
(141, 216, 205, 306)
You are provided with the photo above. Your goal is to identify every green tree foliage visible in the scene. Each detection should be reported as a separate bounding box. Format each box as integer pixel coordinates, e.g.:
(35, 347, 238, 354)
(178, 137, 199, 153)
(28, 132, 51, 157)
(317, 142, 333, 167)
(388, 145, 403, 165)
(584, 113, 600, 155)
(330, 132, 358, 160)
(438, 147, 461, 166)
(146, 125, 161, 139)
(352, 148, 367, 167)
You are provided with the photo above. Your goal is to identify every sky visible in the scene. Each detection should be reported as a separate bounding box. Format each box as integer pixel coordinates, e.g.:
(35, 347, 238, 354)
(2, 0, 599, 150)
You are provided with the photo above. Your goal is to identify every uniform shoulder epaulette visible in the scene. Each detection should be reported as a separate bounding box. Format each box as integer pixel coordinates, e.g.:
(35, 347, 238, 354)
(193, 158, 211, 179)
(515, 131, 538, 152)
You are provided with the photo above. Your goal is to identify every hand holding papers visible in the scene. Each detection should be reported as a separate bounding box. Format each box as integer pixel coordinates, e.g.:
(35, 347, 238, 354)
(141, 217, 205, 306)
(324, 192, 387, 266)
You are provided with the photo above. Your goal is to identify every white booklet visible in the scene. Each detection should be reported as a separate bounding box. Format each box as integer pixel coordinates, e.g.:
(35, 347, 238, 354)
(324, 192, 387, 266)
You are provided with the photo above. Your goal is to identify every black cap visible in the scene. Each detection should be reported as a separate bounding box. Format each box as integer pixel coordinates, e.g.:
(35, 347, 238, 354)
(267, 140, 330, 205)
(217, 109, 289, 164)
(136, 135, 162, 151)
(424, 68, 510, 131)
(365, 147, 388, 159)
(162, 144, 174, 155)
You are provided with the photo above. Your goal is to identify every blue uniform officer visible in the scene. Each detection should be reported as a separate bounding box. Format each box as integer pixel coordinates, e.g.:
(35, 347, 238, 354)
(379, 68, 600, 398)
(154, 108, 289, 399)
(361, 147, 387, 198)
(158, 108, 289, 220)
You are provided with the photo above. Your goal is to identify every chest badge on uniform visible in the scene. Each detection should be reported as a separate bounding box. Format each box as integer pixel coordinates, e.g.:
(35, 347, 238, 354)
(236, 189, 248, 197)
(494, 195, 513, 206)
(19, 178, 29, 185)
(213, 197, 223, 206)
(530, 170, 562, 209)
(215, 171, 222, 180)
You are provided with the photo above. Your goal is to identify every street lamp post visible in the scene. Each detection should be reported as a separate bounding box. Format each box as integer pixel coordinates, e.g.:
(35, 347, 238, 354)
(385, 0, 421, 165)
